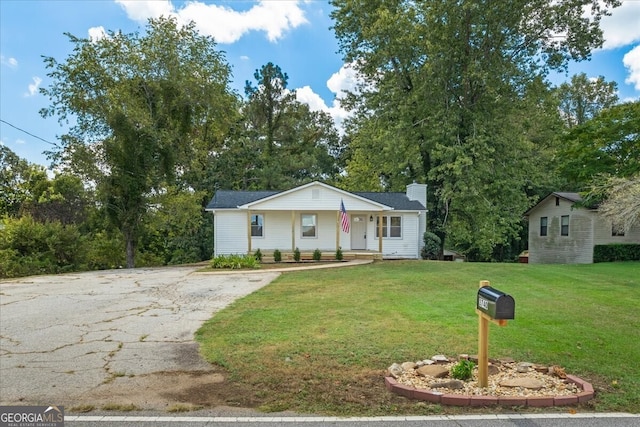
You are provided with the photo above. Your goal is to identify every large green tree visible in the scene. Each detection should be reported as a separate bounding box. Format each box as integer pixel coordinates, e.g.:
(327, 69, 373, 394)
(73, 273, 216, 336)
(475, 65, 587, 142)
(216, 62, 340, 190)
(331, 0, 619, 260)
(40, 17, 238, 267)
(560, 101, 640, 189)
(556, 72, 619, 128)
(0, 146, 46, 218)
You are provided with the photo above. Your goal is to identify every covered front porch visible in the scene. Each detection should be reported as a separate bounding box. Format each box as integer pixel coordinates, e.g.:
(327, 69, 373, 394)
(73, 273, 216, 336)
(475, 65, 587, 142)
(258, 249, 383, 263)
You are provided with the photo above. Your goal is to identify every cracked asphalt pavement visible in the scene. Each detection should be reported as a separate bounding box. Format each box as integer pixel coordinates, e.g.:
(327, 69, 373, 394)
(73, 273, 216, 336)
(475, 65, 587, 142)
(0, 267, 280, 406)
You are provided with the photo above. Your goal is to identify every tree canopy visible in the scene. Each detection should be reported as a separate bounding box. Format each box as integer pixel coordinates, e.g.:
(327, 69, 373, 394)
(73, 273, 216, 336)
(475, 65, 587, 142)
(40, 17, 238, 267)
(330, 0, 620, 259)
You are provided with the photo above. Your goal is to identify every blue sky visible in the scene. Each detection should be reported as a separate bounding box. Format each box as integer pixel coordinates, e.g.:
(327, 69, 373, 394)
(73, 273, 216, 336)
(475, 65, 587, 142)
(1, 0, 639, 169)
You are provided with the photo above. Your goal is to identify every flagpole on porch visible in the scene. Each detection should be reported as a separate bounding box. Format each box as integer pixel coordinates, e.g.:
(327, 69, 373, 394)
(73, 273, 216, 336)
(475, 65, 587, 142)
(336, 210, 340, 252)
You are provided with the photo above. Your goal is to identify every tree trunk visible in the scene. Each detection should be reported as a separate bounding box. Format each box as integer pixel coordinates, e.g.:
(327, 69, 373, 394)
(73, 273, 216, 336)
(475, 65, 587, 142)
(125, 231, 136, 268)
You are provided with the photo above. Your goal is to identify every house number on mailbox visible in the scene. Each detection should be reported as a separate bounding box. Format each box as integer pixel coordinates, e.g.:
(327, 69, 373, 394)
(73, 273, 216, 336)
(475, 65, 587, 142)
(478, 297, 489, 310)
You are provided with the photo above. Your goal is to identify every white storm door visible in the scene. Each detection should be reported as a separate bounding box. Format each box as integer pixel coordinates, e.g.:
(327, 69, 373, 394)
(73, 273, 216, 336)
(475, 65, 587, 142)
(351, 215, 367, 250)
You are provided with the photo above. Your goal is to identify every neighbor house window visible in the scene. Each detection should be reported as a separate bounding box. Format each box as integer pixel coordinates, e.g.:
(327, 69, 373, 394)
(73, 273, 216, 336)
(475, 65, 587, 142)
(540, 217, 548, 236)
(612, 224, 625, 237)
(561, 215, 569, 236)
(251, 214, 264, 237)
(301, 214, 317, 238)
(376, 215, 402, 238)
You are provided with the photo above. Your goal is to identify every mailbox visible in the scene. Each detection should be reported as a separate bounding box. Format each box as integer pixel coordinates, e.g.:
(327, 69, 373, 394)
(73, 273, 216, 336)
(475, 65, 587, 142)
(477, 286, 515, 320)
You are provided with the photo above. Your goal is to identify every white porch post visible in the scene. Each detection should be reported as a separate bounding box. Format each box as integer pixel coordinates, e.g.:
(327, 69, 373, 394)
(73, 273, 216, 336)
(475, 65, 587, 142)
(378, 210, 383, 254)
(247, 210, 252, 254)
(291, 210, 296, 252)
(336, 210, 340, 251)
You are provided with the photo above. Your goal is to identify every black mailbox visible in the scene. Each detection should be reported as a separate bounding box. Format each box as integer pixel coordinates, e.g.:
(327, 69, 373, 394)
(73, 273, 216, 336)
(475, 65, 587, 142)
(477, 286, 515, 320)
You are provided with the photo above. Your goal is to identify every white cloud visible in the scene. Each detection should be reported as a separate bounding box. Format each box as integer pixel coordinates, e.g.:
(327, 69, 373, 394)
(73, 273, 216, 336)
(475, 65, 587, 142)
(115, 0, 174, 22)
(1, 55, 18, 68)
(115, 0, 307, 44)
(24, 76, 42, 97)
(600, 1, 640, 50)
(295, 63, 366, 134)
(623, 44, 640, 90)
(88, 26, 108, 42)
(327, 63, 361, 96)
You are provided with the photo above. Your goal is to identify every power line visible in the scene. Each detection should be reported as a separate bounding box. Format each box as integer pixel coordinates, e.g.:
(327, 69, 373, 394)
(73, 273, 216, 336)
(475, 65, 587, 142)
(0, 119, 58, 146)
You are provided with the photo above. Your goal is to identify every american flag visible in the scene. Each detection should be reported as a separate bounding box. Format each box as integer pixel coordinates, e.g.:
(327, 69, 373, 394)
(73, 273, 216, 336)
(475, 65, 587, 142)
(340, 199, 350, 233)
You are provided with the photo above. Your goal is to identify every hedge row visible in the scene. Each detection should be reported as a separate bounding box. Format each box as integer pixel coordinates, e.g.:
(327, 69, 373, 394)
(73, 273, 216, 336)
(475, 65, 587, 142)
(593, 244, 640, 263)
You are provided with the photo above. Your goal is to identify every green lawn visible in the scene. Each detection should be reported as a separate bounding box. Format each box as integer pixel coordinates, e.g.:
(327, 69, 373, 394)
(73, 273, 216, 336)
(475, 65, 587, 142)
(195, 261, 640, 415)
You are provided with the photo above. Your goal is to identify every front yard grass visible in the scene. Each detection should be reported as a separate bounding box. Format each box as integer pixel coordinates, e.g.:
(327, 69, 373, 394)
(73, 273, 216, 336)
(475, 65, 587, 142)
(195, 260, 640, 416)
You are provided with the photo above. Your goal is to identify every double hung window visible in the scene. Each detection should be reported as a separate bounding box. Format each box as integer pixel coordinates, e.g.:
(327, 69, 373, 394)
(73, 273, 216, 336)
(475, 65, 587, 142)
(376, 215, 402, 238)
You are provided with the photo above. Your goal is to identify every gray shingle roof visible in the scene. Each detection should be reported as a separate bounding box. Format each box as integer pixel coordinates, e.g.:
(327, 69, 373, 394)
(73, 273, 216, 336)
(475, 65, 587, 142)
(206, 189, 425, 210)
(206, 190, 280, 209)
(354, 192, 425, 210)
(523, 191, 589, 216)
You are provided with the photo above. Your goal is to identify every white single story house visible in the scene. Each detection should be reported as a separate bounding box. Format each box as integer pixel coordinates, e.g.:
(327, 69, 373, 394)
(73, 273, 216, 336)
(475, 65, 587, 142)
(205, 181, 428, 259)
(524, 192, 640, 264)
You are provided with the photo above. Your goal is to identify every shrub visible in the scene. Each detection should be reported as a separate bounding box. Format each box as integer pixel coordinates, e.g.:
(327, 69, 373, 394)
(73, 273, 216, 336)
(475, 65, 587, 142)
(293, 247, 301, 262)
(421, 231, 441, 260)
(450, 360, 475, 381)
(273, 249, 282, 262)
(335, 246, 343, 261)
(313, 248, 322, 261)
(0, 216, 86, 278)
(210, 254, 260, 269)
(594, 244, 640, 262)
(254, 248, 263, 262)
(84, 231, 125, 270)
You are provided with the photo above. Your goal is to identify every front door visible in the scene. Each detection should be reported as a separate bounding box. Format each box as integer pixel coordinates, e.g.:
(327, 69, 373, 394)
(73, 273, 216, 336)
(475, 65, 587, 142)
(351, 215, 367, 250)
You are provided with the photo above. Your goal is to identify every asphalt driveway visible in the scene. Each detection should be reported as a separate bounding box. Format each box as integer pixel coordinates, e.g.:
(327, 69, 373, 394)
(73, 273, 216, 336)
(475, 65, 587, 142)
(0, 267, 280, 407)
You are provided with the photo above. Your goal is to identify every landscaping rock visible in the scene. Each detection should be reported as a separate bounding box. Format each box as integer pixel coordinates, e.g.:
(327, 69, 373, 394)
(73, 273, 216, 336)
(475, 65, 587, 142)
(552, 365, 567, 379)
(388, 363, 403, 378)
(431, 355, 449, 364)
(417, 365, 449, 378)
(499, 377, 544, 390)
(430, 380, 465, 390)
(517, 362, 533, 373)
(488, 364, 500, 375)
(401, 361, 417, 371)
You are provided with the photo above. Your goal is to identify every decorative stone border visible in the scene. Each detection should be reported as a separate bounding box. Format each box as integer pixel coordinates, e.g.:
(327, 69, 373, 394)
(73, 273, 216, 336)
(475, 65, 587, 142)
(385, 374, 594, 407)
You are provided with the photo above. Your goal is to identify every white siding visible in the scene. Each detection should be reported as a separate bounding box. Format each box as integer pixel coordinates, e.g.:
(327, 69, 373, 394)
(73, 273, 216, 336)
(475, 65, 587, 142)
(246, 183, 385, 211)
(214, 210, 248, 256)
(365, 213, 421, 258)
(251, 211, 291, 252)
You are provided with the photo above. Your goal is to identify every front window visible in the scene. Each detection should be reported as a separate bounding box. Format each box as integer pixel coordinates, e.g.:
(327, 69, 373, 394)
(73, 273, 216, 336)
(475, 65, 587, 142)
(376, 215, 402, 238)
(251, 214, 264, 237)
(561, 215, 569, 236)
(301, 214, 317, 238)
(540, 217, 548, 236)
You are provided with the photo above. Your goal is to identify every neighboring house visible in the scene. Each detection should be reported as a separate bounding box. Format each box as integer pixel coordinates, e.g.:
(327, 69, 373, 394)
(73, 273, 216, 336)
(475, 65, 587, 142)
(205, 181, 428, 259)
(524, 192, 640, 264)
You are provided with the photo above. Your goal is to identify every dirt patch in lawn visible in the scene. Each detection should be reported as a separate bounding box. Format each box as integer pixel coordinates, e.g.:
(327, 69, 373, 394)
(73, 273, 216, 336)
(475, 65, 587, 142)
(75, 369, 263, 412)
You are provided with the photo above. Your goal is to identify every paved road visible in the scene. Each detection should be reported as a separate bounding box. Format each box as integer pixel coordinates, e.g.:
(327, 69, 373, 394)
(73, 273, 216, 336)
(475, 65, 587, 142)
(0, 267, 280, 407)
(64, 412, 640, 426)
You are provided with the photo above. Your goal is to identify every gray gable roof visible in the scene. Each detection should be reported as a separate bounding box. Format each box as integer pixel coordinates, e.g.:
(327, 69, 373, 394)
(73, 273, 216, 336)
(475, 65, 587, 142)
(353, 192, 425, 210)
(206, 190, 280, 209)
(206, 188, 425, 210)
(523, 191, 589, 216)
